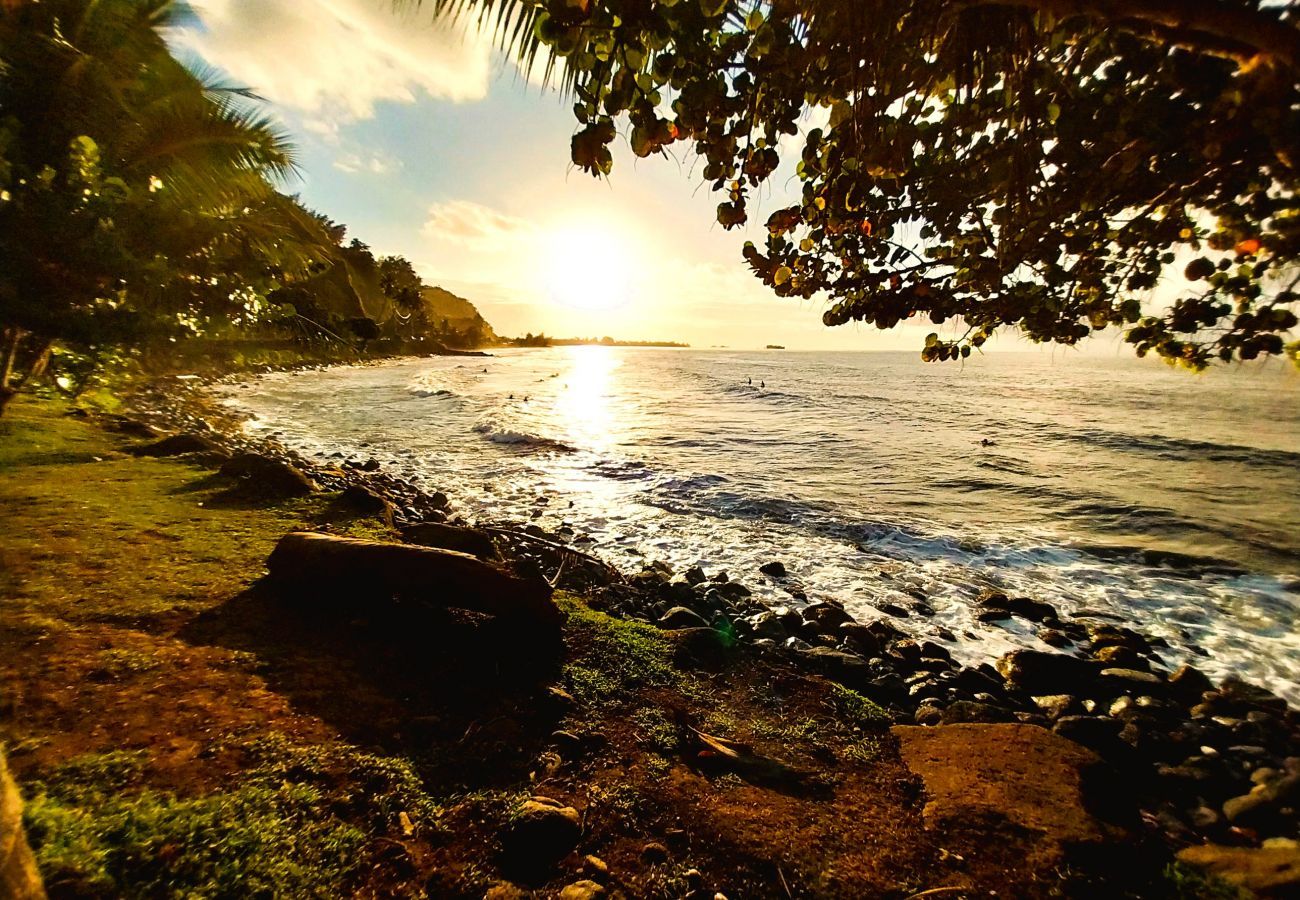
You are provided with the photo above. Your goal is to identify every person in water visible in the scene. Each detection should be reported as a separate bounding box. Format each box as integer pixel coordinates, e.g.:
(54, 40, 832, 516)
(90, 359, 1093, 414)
(760, 380, 765, 389)
(747, 377, 752, 385)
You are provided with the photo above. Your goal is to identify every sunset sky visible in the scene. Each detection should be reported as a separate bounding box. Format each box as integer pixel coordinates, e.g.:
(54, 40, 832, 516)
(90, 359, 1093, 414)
(178, 0, 1139, 353)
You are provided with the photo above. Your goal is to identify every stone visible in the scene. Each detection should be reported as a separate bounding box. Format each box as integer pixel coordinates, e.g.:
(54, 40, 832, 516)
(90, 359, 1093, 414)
(132, 432, 219, 457)
(996, 650, 1101, 695)
(977, 608, 1012, 624)
(220, 452, 317, 497)
(579, 855, 609, 882)
(559, 880, 606, 899)
(1091, 645, 1149, 670)
(748, 611, 788, 641)
(759, 560, 787, 577)
(1098, 668, 1166, 694)
(1005, 596, 1058, 622)
(402, 522, 498, 560)
(1032, 695, 1078, 720)
(802, 601, 853, 632)
(1052, 716, 1126, 757)
(333, 484, 395, 523)
(892, 723, 1130, 868)
(663, 627, 731, 670)
(878, 602, 911, 618)
(940, 701, 1009, 724)
(1223, 774, 1300, 826)
(1038, 628, 1071, 648)
(795, 647, 868, 686)
(684, 566, 708, 585)
(641, 841, 670, 864)
(659, 606, 709, 630)
(500, 798, 582, 876)
(1178, 843, 1300, 895)
(484, 882, 530, 900)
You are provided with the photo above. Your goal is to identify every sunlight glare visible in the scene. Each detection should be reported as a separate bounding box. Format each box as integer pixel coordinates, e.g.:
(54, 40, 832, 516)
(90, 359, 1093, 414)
(542, 224, 634, 312)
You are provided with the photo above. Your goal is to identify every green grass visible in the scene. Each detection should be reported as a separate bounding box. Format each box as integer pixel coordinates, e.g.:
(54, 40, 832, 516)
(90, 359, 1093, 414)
(21, 733, 448, 899)
(1159, 863, 1249, 900)
(558, 595, 689, 705)
(826, 683, 891, 728)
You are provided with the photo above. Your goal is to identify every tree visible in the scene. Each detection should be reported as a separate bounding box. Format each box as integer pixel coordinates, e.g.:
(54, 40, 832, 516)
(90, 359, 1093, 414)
(419, 0, 1299, 369)
(0, 0, 335, 411)
(378, 255, 427, 339)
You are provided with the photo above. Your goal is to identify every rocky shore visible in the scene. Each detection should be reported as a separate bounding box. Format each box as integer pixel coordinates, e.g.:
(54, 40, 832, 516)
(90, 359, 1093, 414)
(102, 367, 1300, 896)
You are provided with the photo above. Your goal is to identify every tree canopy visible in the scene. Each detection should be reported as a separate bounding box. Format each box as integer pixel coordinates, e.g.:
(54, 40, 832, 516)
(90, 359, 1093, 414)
(425, 0, 1300, 368)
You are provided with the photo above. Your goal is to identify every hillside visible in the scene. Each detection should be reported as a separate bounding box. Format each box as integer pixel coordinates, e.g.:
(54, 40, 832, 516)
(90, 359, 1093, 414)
(419, 285, 499, 345)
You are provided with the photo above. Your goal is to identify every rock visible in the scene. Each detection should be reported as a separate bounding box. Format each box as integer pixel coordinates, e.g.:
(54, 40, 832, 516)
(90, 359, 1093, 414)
(500, 798, 582, 877)
(360, 458, 381, 471)
(641, 841, 670, 864)
(878, 602, 911, 618)
(132, 432, 220, 457)
(1038, 628, 1071, 648)
(1178, 843, 1300, 895)
(1098, 668, 1166, 694)
(940, 701, 1009, 724)
(839, 623, 881, 656)
(1032, 695, 1079, 720)
(484, 882, 530, 900)
(1219, 677, 1289, 715)
(220, 452, 317, 496)
(684, 566, 708, 585)
(579, 855, 609, 882)
(802, 601, 853, 632)
(663, 627, 731, 670)
(800, 647, 871, 688)
(1005, 597, 1058, 622)
(1223, 774, 1300, 826)
(977, 608, 1011, 624)
(892, 723, 1131, 869)
(401, 522, 497, 559)
(1052, 716, 1127, 757)
(748, 611, 788, 641)
(996, 650, 1101, 695)
(559, 881, 605, 899)
(759, 561, 787, 577)
(659, 606, 709, 630)
(332, 484, 395, 523)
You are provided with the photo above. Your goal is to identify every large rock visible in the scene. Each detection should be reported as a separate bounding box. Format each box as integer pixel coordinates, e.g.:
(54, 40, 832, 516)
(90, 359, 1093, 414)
(132, 432, 219, 457)
(995, 650, 1101, 695)
(658, 606, 709, 630)
(401, 522, 497, 559)
(220, 452, 316, 496)
(500, 797, 582, 878)
(800, 647, 872, 689)
(1178, 842, 1300, 896)
(892, 723, 1131, 869)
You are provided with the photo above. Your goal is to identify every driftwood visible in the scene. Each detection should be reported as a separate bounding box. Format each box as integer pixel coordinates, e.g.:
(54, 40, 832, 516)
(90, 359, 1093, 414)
(1, 748, 46, 900)
(479, 526, 628, 585)
(265, 531, 560, 628)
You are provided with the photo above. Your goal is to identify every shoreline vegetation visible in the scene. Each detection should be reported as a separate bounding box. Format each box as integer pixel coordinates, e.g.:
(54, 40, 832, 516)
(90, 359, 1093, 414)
(0, 359, 1296, 898)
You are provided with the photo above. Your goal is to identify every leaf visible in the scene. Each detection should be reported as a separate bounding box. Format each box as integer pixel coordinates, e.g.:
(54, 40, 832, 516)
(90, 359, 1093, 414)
(774, 266, 793, 285)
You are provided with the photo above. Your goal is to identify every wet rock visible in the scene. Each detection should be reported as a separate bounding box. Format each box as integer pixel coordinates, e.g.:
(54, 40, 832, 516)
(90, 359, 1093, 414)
(1223, 774, 1300, 826)
(484, 882, 530, 900)
(748, 611, 787, 641)
(977, 608, 1012, 624)
(839, 623, 882, 656)
(401, 522, 497, 560)
(683, 566, 708, 585)
(1038, 628, 1071, 649)
(1086, 623, 1150, 654)
(559, 880, 605, 899)
(360, 458, 381, 471)
(500, 798, 582, 877)
(802, 601, 853, 632)
(132, 432, 219, 457)
(1091, 645, 1149, 670)
(1032, 695, 1079, 720)
(1006, 597, 1058, 622)
(879, 602, 911, 618)
(1099, 668, 1166, 695)
(659, 606, 709, 630)
(579, 855, 609, 883)
(664, 627, 731, 670)
(759, 561, 787, 577)
(1178, 842, 1300, 896)
(220, 452, 317, 496)
(1053, 716, 1127, 757)
(996, 650, 1101, 695)
(1219, 677, 1289, 715)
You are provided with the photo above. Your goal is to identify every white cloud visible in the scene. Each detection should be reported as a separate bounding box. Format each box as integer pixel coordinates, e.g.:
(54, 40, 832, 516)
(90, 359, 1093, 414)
(333, 151, 403, 175)
(422, 199, 535, 246)
(179, 0, 494, 124)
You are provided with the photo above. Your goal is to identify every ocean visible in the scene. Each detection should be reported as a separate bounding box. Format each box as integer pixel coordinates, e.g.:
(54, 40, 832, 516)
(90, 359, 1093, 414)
(217, 348, 1300, 700)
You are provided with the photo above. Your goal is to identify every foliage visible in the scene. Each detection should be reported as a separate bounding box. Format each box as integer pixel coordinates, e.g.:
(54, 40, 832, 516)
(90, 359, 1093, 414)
(558, 594, 687, 704)
(0, 0, 341, 409)
(420, 0, 1299, 369)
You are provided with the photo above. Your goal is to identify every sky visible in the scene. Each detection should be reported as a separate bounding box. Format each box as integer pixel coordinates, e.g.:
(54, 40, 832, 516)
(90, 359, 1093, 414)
(176, 0, 1132, 354)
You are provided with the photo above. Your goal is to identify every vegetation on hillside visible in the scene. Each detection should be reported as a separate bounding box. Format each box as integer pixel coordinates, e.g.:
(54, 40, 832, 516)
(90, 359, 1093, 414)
(421, 0, 1299, 369)
(0, 0, 494, 416)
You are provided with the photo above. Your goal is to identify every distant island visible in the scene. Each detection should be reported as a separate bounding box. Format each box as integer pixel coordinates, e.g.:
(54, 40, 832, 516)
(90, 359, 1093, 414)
(766, 344, 786, 349)
(507, 333, 689, 349)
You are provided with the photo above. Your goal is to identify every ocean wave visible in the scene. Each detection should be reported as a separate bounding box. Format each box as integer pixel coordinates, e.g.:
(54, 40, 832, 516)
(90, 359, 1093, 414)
(408, 387, 454, 398)
(1054, 427, 1300, 469)
(471, 419, 574, 452)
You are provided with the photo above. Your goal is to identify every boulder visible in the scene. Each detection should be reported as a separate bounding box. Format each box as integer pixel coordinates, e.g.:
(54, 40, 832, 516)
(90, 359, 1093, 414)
(132, 432, 219, 457)
(401, 522, 498, 560)
(659, 606, 709, 630)
(559, 881, 605, 900)
(940, 701, 1010, 725)
(220, 452, 317, 496)
(759, 561, 788, 577)
(800, 647, 872, 688)
(663, 627, 731, 670)
(265, 531, 560, 629)
(996, 650, 1101, 695)
(802, 601, 853, 632)
(500, 797, 582, 878)
(331, 484, 395, 524)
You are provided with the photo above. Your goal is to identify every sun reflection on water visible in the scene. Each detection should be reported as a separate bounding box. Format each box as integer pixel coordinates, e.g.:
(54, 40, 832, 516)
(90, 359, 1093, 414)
(554, 346, 622, 453)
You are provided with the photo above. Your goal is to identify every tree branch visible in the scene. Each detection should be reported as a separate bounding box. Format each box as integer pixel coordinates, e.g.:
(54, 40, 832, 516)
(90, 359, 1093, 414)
(957, 0, 1300, 68)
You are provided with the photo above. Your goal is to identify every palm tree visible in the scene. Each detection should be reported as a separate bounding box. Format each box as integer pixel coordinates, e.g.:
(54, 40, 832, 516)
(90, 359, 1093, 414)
(0, 0, 335, 412)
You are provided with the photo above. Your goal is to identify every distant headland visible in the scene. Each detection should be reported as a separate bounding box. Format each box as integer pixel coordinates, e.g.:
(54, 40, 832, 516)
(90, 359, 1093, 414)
(507, 333, 689, 349)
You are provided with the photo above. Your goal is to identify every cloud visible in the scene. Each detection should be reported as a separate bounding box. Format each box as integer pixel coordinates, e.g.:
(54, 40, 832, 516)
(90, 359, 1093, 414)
(333, 151, 403, 175)
(422, 200, 535, 246)
(179, 0, 494, 124)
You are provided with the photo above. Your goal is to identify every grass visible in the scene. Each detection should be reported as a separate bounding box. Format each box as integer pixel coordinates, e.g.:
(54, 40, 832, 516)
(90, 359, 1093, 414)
(557, 595, 690, 706)
(20, 733, 448, 899)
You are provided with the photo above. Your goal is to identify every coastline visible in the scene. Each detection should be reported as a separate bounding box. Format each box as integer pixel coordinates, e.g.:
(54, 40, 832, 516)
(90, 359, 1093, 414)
(1, 364, 1297, 897)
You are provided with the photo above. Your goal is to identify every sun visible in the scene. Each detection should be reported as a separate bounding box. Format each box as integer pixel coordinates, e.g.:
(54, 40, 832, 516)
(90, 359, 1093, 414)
(542, 224, 634, 312)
